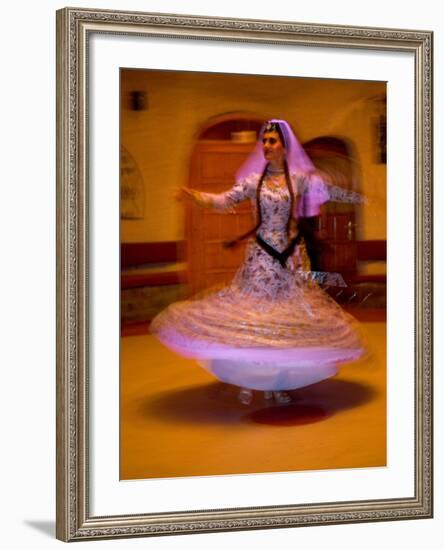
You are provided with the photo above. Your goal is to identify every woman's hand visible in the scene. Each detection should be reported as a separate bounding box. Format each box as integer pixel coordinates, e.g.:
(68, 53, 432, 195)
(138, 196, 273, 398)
(175, 187, 195, 202)
(175, 187, 211, 208)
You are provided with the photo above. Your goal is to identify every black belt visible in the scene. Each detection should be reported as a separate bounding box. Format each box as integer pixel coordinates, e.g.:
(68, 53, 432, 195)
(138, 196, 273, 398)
(256, 233, 302, 267)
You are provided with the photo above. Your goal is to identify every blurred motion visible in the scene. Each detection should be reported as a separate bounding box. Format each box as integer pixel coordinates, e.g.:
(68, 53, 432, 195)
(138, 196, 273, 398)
(119, 69, 387, 480)
(121, 71, 386, 334)
(150, 119, 366, 396)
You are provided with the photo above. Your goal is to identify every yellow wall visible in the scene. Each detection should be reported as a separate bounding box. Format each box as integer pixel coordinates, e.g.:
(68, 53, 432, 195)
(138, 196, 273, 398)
(121, 69, 386, 243)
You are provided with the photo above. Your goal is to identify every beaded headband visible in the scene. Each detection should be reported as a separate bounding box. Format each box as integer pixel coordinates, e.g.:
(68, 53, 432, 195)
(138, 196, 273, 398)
(263, 121, 286, 148)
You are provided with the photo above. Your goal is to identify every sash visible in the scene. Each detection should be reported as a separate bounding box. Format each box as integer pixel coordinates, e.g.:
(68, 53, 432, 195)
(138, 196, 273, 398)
(255, 233, 302, 267)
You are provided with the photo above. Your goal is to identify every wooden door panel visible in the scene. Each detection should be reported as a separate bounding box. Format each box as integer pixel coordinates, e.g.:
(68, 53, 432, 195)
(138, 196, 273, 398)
(316, 211, 357, 279)
(323, 212, 355, 241)
(201, 211, 253, 239)
(203, 241, 246, 270)
(200, 152, 250, 180)
(321, 242, 357, 275)
(204, 270, 237, 289)
(187, 141, 256, 294)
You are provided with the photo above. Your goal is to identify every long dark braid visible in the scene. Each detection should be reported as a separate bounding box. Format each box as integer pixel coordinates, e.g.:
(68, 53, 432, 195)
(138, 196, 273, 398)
(224, 117, 299, 249)
(223, 163, 268, 248)
(283, 159, 295, 237)
(224, 159, 299, 249)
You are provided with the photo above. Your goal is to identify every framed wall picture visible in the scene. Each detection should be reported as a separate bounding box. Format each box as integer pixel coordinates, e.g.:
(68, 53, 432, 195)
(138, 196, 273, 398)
(56, 7, 433, 541)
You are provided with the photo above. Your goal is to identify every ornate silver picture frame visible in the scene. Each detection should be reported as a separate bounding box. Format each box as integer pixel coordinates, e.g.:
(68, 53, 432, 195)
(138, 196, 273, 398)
(56, 7, 433, 541)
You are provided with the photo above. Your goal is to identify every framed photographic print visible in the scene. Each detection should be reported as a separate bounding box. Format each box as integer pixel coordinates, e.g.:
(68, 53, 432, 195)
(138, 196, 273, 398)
(56, 7, 433, 541)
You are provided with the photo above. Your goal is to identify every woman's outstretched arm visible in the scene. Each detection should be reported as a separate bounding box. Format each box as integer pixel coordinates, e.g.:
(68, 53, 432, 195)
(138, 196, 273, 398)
(295, 171, 367, 218)
(176, 177, 256, 212)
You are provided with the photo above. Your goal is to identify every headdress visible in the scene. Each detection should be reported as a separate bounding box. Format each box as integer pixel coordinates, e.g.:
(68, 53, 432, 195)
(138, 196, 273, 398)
(235, 119, 315, 183)
(262, 121, 286, 147)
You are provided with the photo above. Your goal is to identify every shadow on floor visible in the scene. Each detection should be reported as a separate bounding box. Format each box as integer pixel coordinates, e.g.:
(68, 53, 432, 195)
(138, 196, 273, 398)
(137, 377, 377, 427)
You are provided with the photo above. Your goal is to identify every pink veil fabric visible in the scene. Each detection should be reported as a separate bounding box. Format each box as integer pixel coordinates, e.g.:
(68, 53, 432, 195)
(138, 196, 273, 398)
(236, 119, 365, 218)
(236, 119, 330, 218)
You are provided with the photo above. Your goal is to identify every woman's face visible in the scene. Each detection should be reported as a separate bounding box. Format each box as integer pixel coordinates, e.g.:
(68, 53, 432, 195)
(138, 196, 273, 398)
(262, 131, 286, 164)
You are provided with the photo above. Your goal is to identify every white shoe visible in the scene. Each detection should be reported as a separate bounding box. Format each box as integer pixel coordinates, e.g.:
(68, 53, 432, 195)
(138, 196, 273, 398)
(238, 388, 253, 405)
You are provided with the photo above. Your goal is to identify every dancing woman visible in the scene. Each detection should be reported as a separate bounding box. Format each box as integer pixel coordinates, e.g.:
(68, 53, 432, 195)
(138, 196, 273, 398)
(151, 120, 365, 405)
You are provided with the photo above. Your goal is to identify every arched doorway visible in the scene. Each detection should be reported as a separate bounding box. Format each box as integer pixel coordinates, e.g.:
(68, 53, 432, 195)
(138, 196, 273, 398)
(185, 114, 264, 294)
(303, 136, 362, 282)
